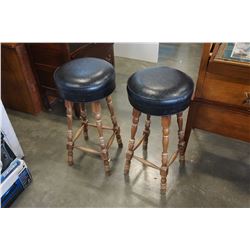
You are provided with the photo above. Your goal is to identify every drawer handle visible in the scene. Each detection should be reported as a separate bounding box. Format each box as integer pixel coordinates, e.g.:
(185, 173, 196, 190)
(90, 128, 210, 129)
(243, 92, 250, 105)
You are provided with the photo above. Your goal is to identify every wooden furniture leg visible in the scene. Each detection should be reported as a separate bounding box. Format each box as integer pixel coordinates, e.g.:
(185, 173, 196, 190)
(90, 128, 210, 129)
(143, 114, 151, 150)
(43, 94, 52, 111)
(124, 108, 141, 175)
(160, 116, 171, 193)
(91, 101, 111, 175)
(73, 103, 80, 118)
(79, 103, 88, 140)
(65, 101, 74, 166)
(177, 112, 185, 162)
(106, 95, 123, 147)
(183, 102, 197, 155)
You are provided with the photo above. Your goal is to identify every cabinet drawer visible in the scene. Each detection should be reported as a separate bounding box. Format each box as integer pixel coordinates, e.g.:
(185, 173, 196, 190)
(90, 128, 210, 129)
(27, 44, 69, 67)
(201, 72, 250, 110)
(71, 43, 114, 64)
(193, 101, 250, 142)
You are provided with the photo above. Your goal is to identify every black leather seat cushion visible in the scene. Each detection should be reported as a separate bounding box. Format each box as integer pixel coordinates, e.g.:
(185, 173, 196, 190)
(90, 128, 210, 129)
(54, 57, 115, 102)
(127, 66, 194, 116)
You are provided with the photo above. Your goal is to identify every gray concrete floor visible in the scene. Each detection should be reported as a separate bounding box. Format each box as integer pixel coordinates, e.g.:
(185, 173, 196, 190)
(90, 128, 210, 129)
(7, 43, 250, 208)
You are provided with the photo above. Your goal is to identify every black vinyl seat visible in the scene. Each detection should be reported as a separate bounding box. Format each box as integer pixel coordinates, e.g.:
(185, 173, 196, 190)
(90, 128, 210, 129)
(54, 57, 115, 103)
(127, 66, 194, 116)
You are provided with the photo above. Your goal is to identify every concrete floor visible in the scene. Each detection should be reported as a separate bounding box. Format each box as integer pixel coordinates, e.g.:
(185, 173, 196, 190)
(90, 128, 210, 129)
(7, 43, 250, 208)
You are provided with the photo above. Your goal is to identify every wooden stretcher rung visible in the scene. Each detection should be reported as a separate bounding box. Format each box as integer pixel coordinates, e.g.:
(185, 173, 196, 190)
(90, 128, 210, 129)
(73, 125, 84, 142)
(167, 150, 179, 167)
(106, 132, 116, 150)
(133, 134, 146, 151)
(74, 145, 100, 155)
(133, 155, 160, 170)
(87, 123, 114, 131)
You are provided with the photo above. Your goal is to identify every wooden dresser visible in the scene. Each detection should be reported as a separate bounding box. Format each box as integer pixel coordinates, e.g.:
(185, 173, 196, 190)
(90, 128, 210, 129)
(1, 43, 43, 114)
(184, 43, 250, 151)
(26, 43, 114, 109)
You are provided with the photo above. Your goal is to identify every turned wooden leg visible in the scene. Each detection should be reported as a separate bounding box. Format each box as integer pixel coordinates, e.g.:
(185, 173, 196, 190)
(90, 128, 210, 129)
(143, 114, 151, 150)
(160, 116, 171, 193)
(65, 101, 74, 166)
(73, 103, 80, 118)
(124, 108, 141, 175)
(106, 95, 123, 148)
(43, 93, 52, 111)
(183, 102, 197, 155)
(92, 101, 111, 175)
(177, 112, 185, 162)
(79, 103, 88, 140)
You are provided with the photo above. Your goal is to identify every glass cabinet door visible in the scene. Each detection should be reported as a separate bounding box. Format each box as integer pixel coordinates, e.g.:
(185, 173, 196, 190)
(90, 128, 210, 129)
(214, 43, 250, 64)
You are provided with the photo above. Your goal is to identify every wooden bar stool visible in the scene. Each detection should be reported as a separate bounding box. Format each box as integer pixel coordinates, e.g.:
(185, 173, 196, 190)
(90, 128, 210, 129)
(54, 58, 123, 175)
(124, 66, 194, 193)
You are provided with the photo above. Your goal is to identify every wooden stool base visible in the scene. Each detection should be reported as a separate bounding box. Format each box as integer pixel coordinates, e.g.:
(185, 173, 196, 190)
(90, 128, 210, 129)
(65, 95, 122, 175)
(124, 108, 185, 193)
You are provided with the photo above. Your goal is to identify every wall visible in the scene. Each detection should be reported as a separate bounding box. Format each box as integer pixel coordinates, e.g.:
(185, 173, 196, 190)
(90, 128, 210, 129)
(114, 43, 159, 63)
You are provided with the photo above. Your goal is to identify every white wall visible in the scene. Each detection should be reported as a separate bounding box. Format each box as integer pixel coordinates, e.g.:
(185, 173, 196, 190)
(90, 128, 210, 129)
(114, 43, 159, 63)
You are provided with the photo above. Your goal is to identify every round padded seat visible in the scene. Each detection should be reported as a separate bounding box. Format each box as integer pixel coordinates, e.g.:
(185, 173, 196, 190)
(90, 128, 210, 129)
(127, 66, 194, 116)
(54, 57, 115, 102)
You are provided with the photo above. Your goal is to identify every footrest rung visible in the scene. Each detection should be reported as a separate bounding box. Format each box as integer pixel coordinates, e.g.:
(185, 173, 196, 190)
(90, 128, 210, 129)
(133, 155, 160, 170)
(168, 150, 179, 167)
(73, 125, 84, 142)
(88, 123, 114, 131)
(106, 132, 116, 150)
(74, 145, 100, 155)
(133, 134, 146, 151)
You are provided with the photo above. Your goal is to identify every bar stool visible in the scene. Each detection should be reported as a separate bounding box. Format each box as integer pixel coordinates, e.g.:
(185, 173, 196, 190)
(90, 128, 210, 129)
(124, 66, 194, 193)
(54, 58, 123, 175)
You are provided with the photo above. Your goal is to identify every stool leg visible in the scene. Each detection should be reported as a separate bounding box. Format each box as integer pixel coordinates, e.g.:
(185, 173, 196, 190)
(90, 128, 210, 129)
(124, 108, 141, 175)
(143, 114, 151, 150)
(160, 116, 171, 193)
(79, 103, 88, 140)
(106, 95, 123, 148)
(65, 101, 74, 166)
(92, 101, 111, 176)
(177, 112, 185, 162)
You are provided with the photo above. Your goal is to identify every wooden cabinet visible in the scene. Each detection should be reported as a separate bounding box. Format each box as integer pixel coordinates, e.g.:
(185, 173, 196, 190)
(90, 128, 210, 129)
(184, 43, 250, 149)
(1, 43, 115, 114)
(26, 43, 114, 109)
(1, 43, 42, 114)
